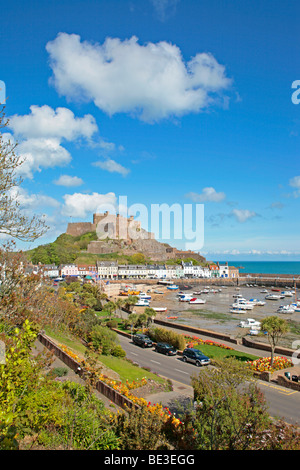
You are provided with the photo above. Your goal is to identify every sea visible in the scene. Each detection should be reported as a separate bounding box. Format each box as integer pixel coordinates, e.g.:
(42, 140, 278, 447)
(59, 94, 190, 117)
(224, 261, 300, 275)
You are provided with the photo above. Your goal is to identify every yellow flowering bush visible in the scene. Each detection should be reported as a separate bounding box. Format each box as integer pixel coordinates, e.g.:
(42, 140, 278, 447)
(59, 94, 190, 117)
(57, 344, 181, 429)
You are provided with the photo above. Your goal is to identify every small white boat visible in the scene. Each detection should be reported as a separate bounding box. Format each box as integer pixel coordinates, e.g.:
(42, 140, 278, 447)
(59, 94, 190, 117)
(260, 289, 268, 293)
(231, 302, 253, 310)
(152, 307, 167, 312)
(265, 294, 281, 300)
(138, 292, 151, 300)
(193, 291, 202, 295)
(179, 295, 194, 302)
(135, 299, 150, 307)
(281, 291, 293, 297)
(230, 307, 246, 313)
(189, 298, 206, 304)
(167, 285, 179, 290)
(249, 298, 266, 306)
(277, 306, 295, 314)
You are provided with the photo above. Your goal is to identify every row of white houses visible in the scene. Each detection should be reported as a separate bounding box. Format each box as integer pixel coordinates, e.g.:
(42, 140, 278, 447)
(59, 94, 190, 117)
(40, 260, 239, 280)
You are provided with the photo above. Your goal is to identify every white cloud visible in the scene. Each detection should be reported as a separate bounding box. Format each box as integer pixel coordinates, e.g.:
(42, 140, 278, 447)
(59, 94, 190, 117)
(230, 209, 257, 223)
(289, 175, 300, 188)
(93, 159, 130, 177)
(16, 137, 72, 179)
(289, 175, 300, 197)
(7, 105, 98, 179)
(61, 192, 117, 218)
(54, 174, 84, 187)
(9, 187, 60, 210)
(46, 33, 232, 123)
(9, 105, 97, 141)
(150, 0, 180, 21)
(186, 187, 226, 203)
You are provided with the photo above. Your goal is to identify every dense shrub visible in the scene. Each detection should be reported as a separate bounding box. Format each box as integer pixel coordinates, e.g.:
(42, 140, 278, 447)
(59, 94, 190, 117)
(106, 319, 118, 329)
(111, 344, 126, 358)
(148, 327, 186, 350)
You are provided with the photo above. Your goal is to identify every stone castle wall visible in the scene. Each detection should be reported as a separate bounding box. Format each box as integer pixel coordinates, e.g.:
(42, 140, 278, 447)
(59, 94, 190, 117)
(66, 222, 95, 237)
(66, 212, 155, 241)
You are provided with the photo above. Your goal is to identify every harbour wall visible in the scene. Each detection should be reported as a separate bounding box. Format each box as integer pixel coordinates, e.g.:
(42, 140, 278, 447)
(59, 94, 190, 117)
(101, 276, 300, 288)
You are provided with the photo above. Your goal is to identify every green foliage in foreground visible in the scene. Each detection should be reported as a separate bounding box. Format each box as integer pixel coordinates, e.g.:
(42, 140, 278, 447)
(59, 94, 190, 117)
(1, 320, 300, 450)
(0, 320, 119, 450)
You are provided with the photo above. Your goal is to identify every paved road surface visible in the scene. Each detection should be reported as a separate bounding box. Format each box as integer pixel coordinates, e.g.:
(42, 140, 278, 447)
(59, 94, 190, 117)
(117, 335, 300, 425)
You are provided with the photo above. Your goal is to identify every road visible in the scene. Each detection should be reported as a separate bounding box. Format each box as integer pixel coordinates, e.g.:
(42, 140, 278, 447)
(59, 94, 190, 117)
(117, 334, 300, 426)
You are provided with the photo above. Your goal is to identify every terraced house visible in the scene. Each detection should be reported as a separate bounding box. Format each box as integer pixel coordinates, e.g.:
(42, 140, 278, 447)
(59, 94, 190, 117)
(96, 261, 118, 279)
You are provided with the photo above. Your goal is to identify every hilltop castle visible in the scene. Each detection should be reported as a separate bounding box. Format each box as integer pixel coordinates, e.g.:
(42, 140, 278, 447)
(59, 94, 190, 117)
(66, 212, 206, 263)
(67, 211, 155, 240)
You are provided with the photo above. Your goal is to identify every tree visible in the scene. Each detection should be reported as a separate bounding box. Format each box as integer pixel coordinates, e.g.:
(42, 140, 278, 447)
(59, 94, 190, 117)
(260, 316, 289, 366)
(179, 358, 271, 450)
(170, 357, 300, 450)
(115, 297, 125, 318)
(144, 307, 157, 326)
(0, 108, 48, 241)
(124, 295, 138, 313)
(105, 301, 117, 321)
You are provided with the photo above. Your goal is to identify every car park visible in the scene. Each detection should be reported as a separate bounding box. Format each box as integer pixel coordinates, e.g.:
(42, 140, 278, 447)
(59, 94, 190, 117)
(182, 348, 210, 366)
(155, 342, 177, 356)
(132, 334, 153, 348)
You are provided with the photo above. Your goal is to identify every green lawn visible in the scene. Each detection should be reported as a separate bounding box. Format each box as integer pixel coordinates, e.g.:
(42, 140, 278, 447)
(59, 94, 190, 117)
(98, 354, 167, 385)
(192, 342, 258, 362)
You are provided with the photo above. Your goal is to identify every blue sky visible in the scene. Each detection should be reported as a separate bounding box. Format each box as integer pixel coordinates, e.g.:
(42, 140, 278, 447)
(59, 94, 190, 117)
(1, 0, 300, 260)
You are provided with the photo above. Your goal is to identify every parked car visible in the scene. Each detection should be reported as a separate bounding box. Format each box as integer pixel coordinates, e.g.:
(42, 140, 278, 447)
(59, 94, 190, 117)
(182, 348, 210, 367)
(155, 342, 177, 356)
(132, 334, 153, 348)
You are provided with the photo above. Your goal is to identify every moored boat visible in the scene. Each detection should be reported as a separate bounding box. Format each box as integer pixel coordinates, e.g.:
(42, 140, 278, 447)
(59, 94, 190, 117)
(189, 298, 206, 304)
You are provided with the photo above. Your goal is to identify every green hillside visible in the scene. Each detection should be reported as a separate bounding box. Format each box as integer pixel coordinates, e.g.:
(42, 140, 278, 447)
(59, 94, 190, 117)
(27, 232, 98, 265)
(27, 231, 207, 267)
(26, 232, 153, 265)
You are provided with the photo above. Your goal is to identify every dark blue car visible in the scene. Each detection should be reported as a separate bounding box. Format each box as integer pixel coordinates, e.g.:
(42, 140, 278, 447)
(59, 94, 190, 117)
(182, 348, 210, 366)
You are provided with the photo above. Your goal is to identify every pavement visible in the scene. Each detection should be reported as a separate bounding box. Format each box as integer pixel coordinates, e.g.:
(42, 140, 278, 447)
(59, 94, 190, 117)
(143, 377, 194, 416)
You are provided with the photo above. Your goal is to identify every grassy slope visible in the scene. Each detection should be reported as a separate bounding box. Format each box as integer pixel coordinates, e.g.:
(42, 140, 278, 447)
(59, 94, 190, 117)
(45, 327, 166, 385)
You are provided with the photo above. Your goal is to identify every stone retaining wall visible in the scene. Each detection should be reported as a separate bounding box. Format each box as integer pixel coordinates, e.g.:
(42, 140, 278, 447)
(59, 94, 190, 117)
(241, 336, 296, 358)
(277, 375, 300, 391)
(154, 318, 239, 345)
